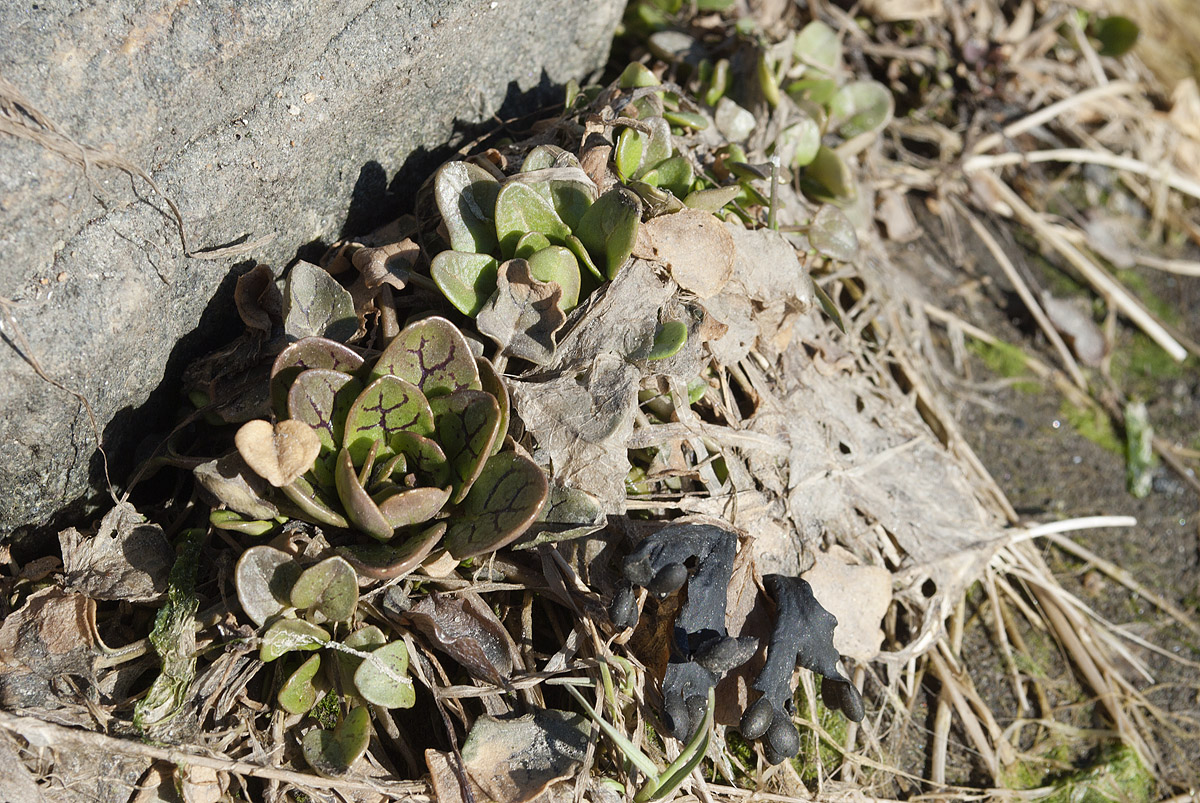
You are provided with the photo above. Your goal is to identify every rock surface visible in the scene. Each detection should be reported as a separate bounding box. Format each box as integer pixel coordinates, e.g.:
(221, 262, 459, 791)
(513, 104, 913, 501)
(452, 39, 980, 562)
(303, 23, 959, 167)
(0, 0, 623, 540)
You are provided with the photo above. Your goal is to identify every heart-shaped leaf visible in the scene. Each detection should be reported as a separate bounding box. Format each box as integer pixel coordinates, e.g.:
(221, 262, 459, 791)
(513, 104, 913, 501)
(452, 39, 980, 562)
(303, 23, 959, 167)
(342, 375, 434, 465)
(829, 81, 894, 139)
(544, 179, 595, 231)
(302, 705, 371, 778)
(235, 419, 321, 488)
(283, 261, 357, 343)
(648, 320, 688, 360)
(430, 251, 499, 317)
(353, 641, 416, 709)
(429, 390, 502, 504)
(235, 545, 301, 627)
(576, 187, 643, 280)
(494, 182, 572, 257)
(526, 247, 582, 311)
(270, 338, 364, 418)
(444, 451, 549, 559)
(332, 624, 388, 688)
(434, 161, 501, 254)
(375, 485, 452, 529)
(476, 357, 510, 457)
(291, 555, 359, 623)
(334, 447, 395, 541)
(809, 204, 859, 262)
(286, 369, 361, 451)
(261, 618, 330, 662)
(279, 654, 328, 715)
(339, 522, 446, 580)
(391, 431, 450, 485)
(279, 473, 350, 529)
(373, 316, 482, 398)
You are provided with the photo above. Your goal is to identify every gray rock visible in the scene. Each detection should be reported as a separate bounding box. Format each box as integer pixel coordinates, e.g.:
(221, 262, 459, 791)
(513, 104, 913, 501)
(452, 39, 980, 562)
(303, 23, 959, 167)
(0, 0, 623, 541)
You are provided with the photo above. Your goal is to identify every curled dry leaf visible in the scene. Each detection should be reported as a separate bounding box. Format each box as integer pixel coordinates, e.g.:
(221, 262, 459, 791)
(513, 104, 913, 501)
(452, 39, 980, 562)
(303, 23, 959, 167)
(352, 238, 421, 290)
(234, 419, 321, 487)
(459, 708, 590, 803)
(59, 501, 175, 602)
(0, 588, 103, 709)
(476, 258, 566, 365)
(635, 209, 735, 299)
(404, 591, 523, 686)
(234, 264, 283, 333)
(802, 545, 891, 663)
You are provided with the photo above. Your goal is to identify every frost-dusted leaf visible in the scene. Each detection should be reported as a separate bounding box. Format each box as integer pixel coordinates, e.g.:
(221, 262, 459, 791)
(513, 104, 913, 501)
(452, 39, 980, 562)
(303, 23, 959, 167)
(279, 654, 327, 715)
(405, 591, 522, 684)
(194, 453, 280, 520)
(476, 259, 566, 365)
(652, 156, 694, 199)
(391, 430, 450, 485)
(794, 20, 841, 72)
(374, 316, 482, 397)
(526, 246, 581, 311)
(430, 251, 500, 317)
(494, 181, 573, 257)
(287, 369, 360, 451)
(461, 708, 589, 803)
(60, 501, 174, 602)
(829, 81, 894, 139)
(576, 187, 643, 280)
(235, 545, 300, 627)
(270, 338, 363, 418)
(444, 451, 549, 559)
(615, 126, 646, 183)
(284, 261, 357, 343)
(353, 641, 415, 709)
(235, 419, 322, 487)
(340, 522, 446, 580)
(343, 375, 434, 465)
(434, 161, 501, 254)
(429, 390, 502, 503)
(802, 146, 857, 203)
(280, 473, 350, 529)
(476, 356, 510, 457)
(648, 320, 688, 360)
(261, 618, 329, 663)
(375, 484, 452, 529)
(636, 209, 734, 299)
(291, 556, 358, 623)
(303, 705, 371, 778)
(683, 185, 741, 213)
(335, 447, 394, 540)
(809, 204, 859, 262)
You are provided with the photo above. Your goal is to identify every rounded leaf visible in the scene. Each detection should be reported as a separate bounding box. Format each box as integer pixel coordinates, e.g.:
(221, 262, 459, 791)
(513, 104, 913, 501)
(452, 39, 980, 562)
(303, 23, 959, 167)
(291, 555, 359, 622)
(809, 204, 859, 262)
(287, 369, 361, 451)
(353, 641, 416, 709)
(651, 156, 694, 199)
(648, 320, 688, 360)
(444, 451, 549, 559)
(434, 161, 501, 254)
(343, 375, 434, 465)
(235, 545, 300, 627)
(235, 419, 321, 488)
(279, 474, 350, 529)
(302, 705, 371, 778)
(802, 146, 857, 204)
(615, 127, 646, 183)
(429, 390, 502, 504)
(829, 81, 894, 139)
(430, 251, 499, 317)
(521, 145, 579, 173)
(283, 261, 356, 343)
(278, 654, 327, 715)
(794, 20, 841, 72)
(514, 231, 552, 260)
(576, 187, 643, 280)
(526, 246, 582, 311)
(781, 114, 821, 168)
(494, 182, 572, 257)
(375, 485, 452, 529)
(270, 338, 364, 418)
(261, 618, 330, 662)
(683, 185, 741, 213)
(391, 430, 450, 485)
(373, 316, 482, 398)
(340, 522, 447, 580)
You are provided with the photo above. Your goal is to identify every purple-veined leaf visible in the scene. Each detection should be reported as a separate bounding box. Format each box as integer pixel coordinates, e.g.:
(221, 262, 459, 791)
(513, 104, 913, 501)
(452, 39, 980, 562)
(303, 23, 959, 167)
(287, 369, 361, 451)
(270, 338, 364, 418)
(373, 316, 482, 398)
(444, 451, 549, 559)
(342, 375, 435, 465)
(391, 430, 450, 486)
(429, 390, 502, 504)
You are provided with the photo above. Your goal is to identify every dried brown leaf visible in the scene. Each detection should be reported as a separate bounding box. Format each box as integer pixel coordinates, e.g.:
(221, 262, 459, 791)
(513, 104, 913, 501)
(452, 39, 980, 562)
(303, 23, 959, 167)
(353, 239, 421, 290)
(635, 209, 734, 298)
(460, 708, 589, 803)
(405, 591, 522, 686)
(0, 588, 102, 709)
(803, 545, 892, 663)
(476, 259, 566, 365)
(234, 419, 321, 487)
(233, 264, 282, 333)
(59, 502, 174, 602)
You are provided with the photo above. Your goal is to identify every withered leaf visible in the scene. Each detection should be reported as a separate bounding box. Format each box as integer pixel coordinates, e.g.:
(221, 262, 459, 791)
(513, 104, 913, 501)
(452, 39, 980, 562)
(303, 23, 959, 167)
(352, 238, 421, 290)
(234, 264, 283, 333)
(476, 259, 566, 365)
(405, 591, 522, 686)
(635, 209, 734, 298)
(235, 419, 322, 487)
(0, 588, 102, 709)
(59, 501, 174, 602)
(460, 708, 590, 803)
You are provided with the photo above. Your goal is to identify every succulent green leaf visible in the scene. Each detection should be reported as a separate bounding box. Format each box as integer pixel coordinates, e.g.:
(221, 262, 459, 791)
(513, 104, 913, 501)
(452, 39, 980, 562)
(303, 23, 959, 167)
(444, 452, 549, 559)
(514, 231, 552, 260)
(391, 430, 450, 486)
(794, 20, 841, 72)
(373, 316, 482, 398)
(829, 81, 894, 139)
(494, 182, 572, 257)
(648, 320, 688, 360)
(287, 369, 360, 452)
(235, 545, 300, 627)
(781, 113, 821, 168)
(651, 156, 693, 199)
(544, 179, 595, 231)
(290, 556, 359, 623)
(1093, 15, 1139, 57)
(786, 77, 838, 108)
(271, 338, 364, 418)
(261, 618, 330, 663)
(565, 235, 604, 282)
(618, 62, 660, 89)
(279, 654, 327, 715)
(429, 390, 502, 504)
(375, 484, 452, 529)
(640, 117, 672, 177)
(476, 357, 510, 457)
(434, 161, 501, 254)
(342, 375, 435, 465)
(334, 447, 395, 541)
(576, 187, 643, 280)
(339, 522, 446, 580)
(521, 145, 578, 173)
(757, 51, 782, 109)
(430, 251, 499, 317)
(280, 473, 350, 529)
(209, 509, 277, 536)
(527, 247, 582, 311)
(283, 261, 357, 343)
(809, 204, 859, 262)
(353, 641, 415, 709)
(683, 185, 741, 213)
(663, 110, 708, 130)
(332, 625, 387, 688)
(302, 705, 371, 778)
(802, 146, 857, 204)
(616, 126, 646, 183)
(703, 58, 730, 107)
